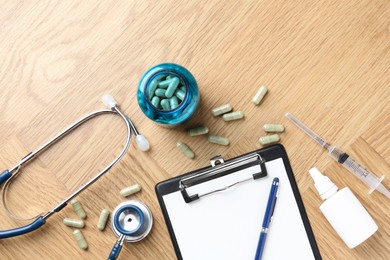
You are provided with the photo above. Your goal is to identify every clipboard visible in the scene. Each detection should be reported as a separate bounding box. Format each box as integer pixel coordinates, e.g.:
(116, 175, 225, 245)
(155, 144, 322, 260)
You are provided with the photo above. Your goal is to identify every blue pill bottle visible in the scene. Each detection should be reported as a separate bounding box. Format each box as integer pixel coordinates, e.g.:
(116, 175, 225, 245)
(137, 63, 200, 126)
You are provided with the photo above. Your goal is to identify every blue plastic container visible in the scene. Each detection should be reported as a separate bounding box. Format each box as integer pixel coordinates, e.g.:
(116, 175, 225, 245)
(137, 63, 199, 126)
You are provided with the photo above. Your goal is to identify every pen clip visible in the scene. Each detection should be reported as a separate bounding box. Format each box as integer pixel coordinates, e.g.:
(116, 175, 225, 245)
(269, 186, 279, 224)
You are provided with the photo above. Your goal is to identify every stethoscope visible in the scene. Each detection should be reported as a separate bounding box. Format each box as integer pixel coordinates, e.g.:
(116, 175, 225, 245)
(0, 95, 149, 239)
(108, 200, 153, 260)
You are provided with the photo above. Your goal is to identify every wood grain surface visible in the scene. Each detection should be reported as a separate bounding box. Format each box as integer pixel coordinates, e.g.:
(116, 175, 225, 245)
(0, 1, 389, 259)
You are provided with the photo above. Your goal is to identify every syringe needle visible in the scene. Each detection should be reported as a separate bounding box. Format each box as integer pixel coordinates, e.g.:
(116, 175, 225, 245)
(285, 113, 329, 148)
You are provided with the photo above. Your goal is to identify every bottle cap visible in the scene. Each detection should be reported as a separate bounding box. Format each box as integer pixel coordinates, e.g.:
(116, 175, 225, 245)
(309, 167, 338, 200)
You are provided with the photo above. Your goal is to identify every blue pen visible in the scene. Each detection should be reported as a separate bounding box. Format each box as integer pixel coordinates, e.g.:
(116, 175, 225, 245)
(255, 177, 279, 260)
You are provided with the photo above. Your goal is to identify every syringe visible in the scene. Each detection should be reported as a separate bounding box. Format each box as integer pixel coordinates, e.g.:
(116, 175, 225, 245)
(285, 112, 390, 199)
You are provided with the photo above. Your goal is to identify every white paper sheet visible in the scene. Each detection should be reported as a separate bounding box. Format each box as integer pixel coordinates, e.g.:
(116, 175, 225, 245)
(162, 158, 316, 260)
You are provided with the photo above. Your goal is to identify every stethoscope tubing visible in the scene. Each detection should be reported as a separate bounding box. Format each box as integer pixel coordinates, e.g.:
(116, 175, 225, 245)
(0, 105, 133, 239)
(108, 234, 126, 260)
(109, 206, 143, 260)
(7, 109, 118, 174)
(43, 106, 132, 219)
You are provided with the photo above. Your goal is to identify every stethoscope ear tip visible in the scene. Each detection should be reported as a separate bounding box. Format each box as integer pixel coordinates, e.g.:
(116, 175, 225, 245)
(135, 135, 150, 152)
(102, 94, 149, 151)
(102, 94, 118, 109)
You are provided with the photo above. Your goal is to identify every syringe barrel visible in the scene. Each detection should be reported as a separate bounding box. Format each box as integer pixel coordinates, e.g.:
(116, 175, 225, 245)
(341, 156, 382, 190)
(328, 146, 382, 190)
(327, 146, 345, 161)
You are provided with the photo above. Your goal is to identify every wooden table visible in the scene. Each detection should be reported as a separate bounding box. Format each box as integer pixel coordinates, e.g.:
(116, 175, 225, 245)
(0, 1, 389, 259)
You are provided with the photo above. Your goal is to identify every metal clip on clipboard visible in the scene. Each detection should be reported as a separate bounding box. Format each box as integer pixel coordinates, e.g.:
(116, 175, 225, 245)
(179, 153, 268, 203)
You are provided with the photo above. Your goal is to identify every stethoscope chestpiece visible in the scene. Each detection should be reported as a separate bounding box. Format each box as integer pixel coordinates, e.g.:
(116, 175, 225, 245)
(111, 200, 153, 243)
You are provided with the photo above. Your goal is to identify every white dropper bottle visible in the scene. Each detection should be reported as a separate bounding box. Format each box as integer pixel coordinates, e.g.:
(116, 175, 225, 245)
(309, 167, 378, 248)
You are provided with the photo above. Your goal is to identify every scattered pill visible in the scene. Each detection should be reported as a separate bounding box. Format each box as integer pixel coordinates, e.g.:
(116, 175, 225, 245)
(161, 99, 171, 110)
(252, 86, 268, 105)
(148, 80, 158, 99)
(208, 135, 230, 146)
(165, 77, 180, 98)
(170, 96, 179, 109)
(151, 96, 160, 108)
(155, 88, 167, 97)
(71, 199, 86, 219)
(73, 229, 88, 250)
(175, 89, 186, 101)
(64, 218, 85, 228)
(263, 124, 285, 133)
(176, 141, 195, 159)
(188, 126, 209, 136)
(211, 104, 233, 117)
(222, 111, 244, 122)
(158, 78, 172, 88)
(259, 134, 280, 145)
(120, 184, 142, 197)
(97, 209, 110, 231)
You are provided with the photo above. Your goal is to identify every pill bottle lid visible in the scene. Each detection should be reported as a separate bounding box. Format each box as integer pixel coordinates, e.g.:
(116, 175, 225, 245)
(309, 167, 338, 200)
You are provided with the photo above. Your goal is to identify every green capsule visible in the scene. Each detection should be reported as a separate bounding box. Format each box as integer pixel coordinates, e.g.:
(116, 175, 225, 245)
(154, 74, 167, 81)
(208, 135, 230, 146)
(211, 104, 232, 117)
(222, 111, 244, 122)
(161, 99, 171, 110)
(155, 88, 166, 97)
(71, 199, 86, 219)
(188, 126, 209, 136)
(176, 142, 195, 159)
(64, 218, 85, 228)
(151, 96, 160, 108)
(158, 78, 172, 88)
(165, 77, 180, 98)
(180, 86, 186, 92)
(259, 134, 280, 145)
(73, 229, 88, 250)
(166, 75, 173, 80)
(175, 89, 186, 101)
(252, 86, 268, 105)
(148, 79, 158, 99)
(97, 209, 110, 231)
(263, 124, 285, 133)
(120, 184, 142, 197)
(170, 96, 179, 109)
